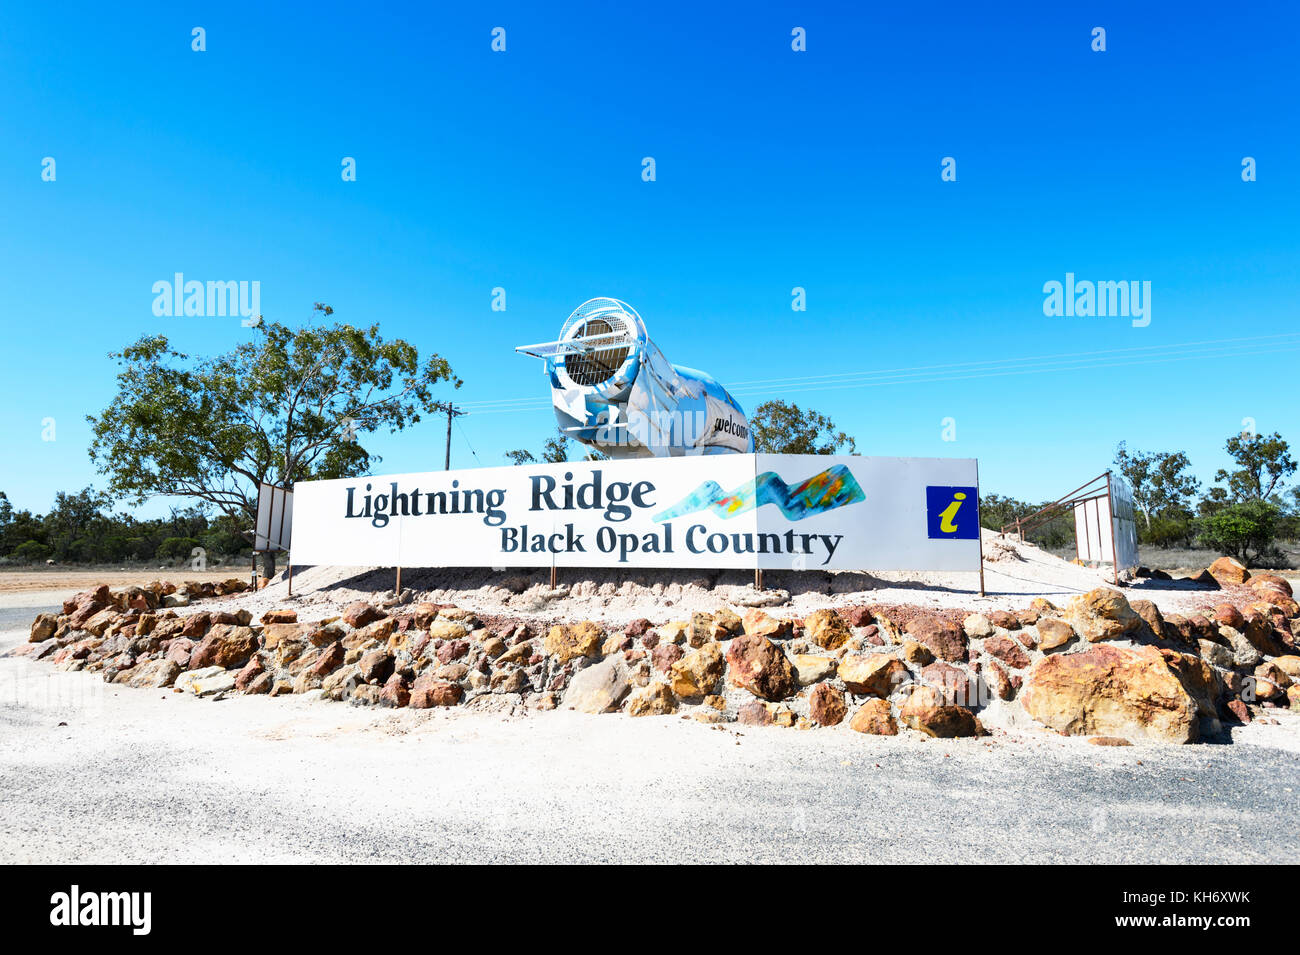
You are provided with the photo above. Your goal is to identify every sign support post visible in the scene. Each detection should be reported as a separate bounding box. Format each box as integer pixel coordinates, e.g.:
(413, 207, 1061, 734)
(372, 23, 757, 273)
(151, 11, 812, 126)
(1105, 471, 1119, 586)
(975, 461, 986, 597)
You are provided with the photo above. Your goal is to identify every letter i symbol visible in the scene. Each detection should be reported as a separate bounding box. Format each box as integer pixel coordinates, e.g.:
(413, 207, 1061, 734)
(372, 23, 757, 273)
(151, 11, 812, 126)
(939, 492, 966, 533)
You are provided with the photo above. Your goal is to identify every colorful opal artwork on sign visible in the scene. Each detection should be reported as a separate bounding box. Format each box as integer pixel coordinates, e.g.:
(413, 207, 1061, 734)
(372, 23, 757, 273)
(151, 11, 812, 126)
(653, 464, 865, 522)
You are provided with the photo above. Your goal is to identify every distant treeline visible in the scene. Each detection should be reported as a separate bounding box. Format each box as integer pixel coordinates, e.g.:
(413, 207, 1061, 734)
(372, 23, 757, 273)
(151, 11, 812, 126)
(0, 488, 248, 566)
(981, 430, 1300, 567)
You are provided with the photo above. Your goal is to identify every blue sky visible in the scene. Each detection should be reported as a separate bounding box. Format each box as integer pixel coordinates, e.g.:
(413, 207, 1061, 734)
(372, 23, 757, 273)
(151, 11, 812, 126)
(1, 1, 1297, 517)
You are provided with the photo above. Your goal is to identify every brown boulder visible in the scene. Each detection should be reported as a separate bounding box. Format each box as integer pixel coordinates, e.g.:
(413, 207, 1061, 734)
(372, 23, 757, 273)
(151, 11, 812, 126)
(1251, 587, 1300, 618)
(837, 654, 909, 697)
(1207, 556, 1250, 586)
(180, 612, 210, 638)
(261, 609, 298, 624)
(308, 623, 347, 647)
(1241, 614, 1288, 657)
(127, 659, 181, 689)
(243, 672, 273, 695)
(689, 612, 724, 647)
(164, 637, 196, 667)
(1128, 599, 1165, 638)
(189, 624, 259, 669)
(379, 674, 411, 707)
(410, 675, 463, 708)
(261, 622, 307, 648)
(68, 599, 106, 630)
(791, 653, 838, 685)
(233, 656, 265, 691)
(651, 642, 684, 673)
(358, 649, 395, 684)
(737, 701, 796, 727)
(1021, 644, 1198, 743)
(983, 659, 1016, 700)
(901, 640, 933, 666)
(1160, 650, 1224, 734)
(808, 684, 847, 726)
(848, 698, 898, 735)
(986, 610, 1020, 631)
(491, 669, 529, 694)
(1212, 604, 1245, 630)
(983, 634, 1032, 670)
(741, 609, 791, 640)
(29, 613, 58, 643)
(906, 615, 967, 662)
(342, 602, 386, 628)
(1249, 572, 1293, 598)
(921, 660, 975, 706)
(725, 633, 797, 700)
(1036, 617, 1076, 651)
(898, 686, 982, 738)
(309, 641, 346, 678)
(837, 605, 871, 628)
(1272, 655, 1300, 680)
(737, 700, 774, 726)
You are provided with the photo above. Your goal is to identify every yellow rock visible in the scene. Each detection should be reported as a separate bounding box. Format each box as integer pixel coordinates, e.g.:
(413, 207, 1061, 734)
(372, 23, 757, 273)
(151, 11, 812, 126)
(803, 609, 852, 650)
(545, 622, 603, 662)
(626, 682, 677, 717)
(792, 653, 837, 685)
(669, 642, 725, 697)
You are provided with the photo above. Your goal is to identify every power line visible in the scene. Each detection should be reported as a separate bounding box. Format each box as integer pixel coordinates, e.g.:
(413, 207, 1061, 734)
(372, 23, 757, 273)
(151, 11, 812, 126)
(455, 417, 483, 465)
(455, 332, 1300, 414)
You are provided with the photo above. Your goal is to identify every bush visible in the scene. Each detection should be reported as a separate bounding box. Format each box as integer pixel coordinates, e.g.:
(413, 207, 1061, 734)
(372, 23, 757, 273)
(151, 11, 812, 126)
(156, 536, 202, 561)
(1196, 500, 1281, 567)
(1140, 514, 1195, 549)
(199, 527, 248, 557)
(11, 540, 51, 563)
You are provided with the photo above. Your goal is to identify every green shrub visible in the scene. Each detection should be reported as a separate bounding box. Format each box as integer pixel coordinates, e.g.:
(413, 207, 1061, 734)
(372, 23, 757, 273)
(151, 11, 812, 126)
(1141, 514, 1194, 549)
(11, 540, 51, 563)
(1196, 501, 1281, 567)
(156, 536, 202, 561)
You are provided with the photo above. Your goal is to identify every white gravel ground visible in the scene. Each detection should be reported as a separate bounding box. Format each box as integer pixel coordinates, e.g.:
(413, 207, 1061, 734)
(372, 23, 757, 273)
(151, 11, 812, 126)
(2, 619, 1298, 864)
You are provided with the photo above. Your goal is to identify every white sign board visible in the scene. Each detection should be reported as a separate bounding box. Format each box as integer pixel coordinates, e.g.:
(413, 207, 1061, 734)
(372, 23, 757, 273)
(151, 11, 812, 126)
(255, 483, 294, 552)
(1108, 474, 1140, 573)
(1071, 475, 1139, 576)
(1073, 495, 1113, 564)
(289, 455, 981, 573)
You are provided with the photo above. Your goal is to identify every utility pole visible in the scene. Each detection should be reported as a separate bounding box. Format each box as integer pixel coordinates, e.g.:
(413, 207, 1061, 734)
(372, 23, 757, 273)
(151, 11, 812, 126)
(440, 403, 466, 470)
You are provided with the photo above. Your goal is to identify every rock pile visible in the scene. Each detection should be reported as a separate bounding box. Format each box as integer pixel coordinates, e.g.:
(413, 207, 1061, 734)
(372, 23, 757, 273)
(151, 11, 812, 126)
(12, 560, 1300, 744)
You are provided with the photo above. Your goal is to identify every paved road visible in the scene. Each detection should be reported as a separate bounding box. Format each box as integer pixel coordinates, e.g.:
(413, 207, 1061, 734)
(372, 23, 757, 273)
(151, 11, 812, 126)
(1, 625, 1297, 864)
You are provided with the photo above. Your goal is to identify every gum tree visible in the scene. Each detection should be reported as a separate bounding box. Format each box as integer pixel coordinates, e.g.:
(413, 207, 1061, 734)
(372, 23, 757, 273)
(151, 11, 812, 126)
(750, 400, 856, 455)
(88, 305, 460, 576)
(1113, 442, 1200, 529)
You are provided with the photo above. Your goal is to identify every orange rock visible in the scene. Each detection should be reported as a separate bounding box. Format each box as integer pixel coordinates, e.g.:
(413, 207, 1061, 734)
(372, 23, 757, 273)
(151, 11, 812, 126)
(848, 698, 898, 735)
(1022, 644, 1198, 743)
(898, 685, 982, 738)
(1207, 556, 1250, 586)
(837, 654, 909, 697)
